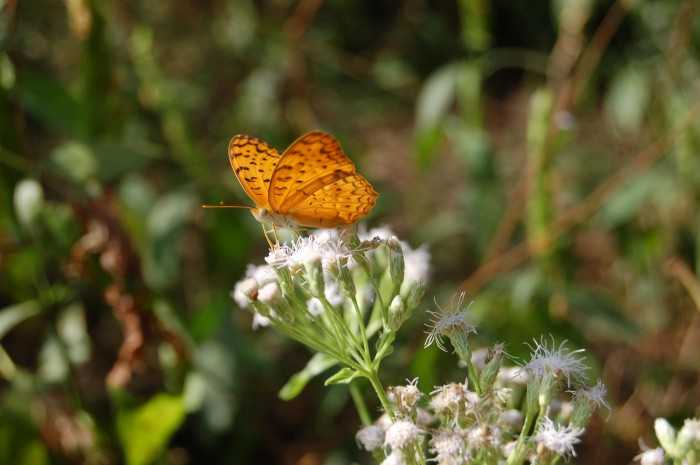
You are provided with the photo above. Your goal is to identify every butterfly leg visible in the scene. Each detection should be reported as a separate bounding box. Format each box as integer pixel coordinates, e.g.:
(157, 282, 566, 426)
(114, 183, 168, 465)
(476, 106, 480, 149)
(271, 224, 280, 245)
(260, 223, 274, 248)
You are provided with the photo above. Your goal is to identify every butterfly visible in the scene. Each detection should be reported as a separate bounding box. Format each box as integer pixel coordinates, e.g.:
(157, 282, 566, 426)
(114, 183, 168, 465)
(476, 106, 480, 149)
(204, 131, 378, 242)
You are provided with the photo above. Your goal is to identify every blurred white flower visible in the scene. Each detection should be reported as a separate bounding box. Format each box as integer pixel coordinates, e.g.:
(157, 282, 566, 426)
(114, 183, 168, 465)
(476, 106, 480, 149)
(385, 420, 423, 450)
(356, 425, 385, 451)
(525, 337, 587, 387)
(14, 178, 44, 227)
(534, 416, 583, 457)
(403, 243, 430, 284)
(425, 293, 476, 351)
(635, 447, 665, 465)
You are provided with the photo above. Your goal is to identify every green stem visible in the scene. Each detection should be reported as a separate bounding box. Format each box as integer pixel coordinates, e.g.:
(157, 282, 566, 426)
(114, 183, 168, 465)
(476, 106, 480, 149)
(451, 333, 482, 395)
(349, 382, 372, 426)
(350, 295, 372, 362)
(365, 369, 393, 419)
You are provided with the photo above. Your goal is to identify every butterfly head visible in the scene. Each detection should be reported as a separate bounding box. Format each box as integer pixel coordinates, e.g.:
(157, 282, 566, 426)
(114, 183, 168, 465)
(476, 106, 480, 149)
(250, 207, 268, 223)
(251, 208, 300, 229)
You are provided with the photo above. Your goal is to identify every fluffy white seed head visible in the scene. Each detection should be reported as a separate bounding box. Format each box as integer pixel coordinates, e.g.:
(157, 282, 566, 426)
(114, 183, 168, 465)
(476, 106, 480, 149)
(497, 366, 529, 386)
(384, 420, 423, 450)
(572, 380, 610, 411)
(525, 337, 588, 387)
(430, 383, 470, 416)
(430, 430, 468, 465)
(388, 378, 422, 415)
(425, 293, 476, 351)
(534, 417, 584, 457)
(356, 425, 385, 451)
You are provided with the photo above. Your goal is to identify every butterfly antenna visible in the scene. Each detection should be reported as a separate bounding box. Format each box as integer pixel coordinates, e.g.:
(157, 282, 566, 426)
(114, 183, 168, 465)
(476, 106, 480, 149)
(201, 202, 254, 209)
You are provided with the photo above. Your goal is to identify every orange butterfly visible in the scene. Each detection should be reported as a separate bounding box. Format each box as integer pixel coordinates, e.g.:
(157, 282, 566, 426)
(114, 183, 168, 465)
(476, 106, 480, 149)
(205, 131, 378, 240)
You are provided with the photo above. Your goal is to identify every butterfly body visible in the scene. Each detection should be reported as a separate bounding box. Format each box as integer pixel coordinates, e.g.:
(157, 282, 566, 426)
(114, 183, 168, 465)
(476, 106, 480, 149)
(228, 131, 378, 229)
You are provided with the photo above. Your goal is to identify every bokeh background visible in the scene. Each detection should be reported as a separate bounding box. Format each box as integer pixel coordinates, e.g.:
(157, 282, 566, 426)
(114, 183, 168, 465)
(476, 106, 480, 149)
(1, 0, 700, 464)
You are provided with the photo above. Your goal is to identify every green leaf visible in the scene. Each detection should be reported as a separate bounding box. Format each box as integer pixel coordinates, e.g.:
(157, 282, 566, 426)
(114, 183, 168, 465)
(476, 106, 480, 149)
(324, 367, 360, 386)
(117, 394, 186, 465)
(0, 300, 40, 340)
(13, 71, 86, 137)
(278, 353, 336, 400)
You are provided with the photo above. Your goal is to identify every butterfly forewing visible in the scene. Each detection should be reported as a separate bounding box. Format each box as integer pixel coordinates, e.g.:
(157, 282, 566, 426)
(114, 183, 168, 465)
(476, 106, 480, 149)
(269, 131, 355, 211)
(228, 135, 281, 209)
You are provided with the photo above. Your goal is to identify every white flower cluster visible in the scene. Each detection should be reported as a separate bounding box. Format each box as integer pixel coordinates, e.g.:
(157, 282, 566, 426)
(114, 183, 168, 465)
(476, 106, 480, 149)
(232, 226, 429, 332)
(230, 225, 431, 420)
(638, 417, 700, 465)
(356, 329, 606, 465)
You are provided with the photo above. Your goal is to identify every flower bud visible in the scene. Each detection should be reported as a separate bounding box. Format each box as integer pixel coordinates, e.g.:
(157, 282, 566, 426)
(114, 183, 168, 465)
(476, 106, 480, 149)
(499, 409, 523, 430)
(258, 282, 281, 305)
(655, 418, 680, 458)
(570, 397, 592, 428)
(387, 237, 404, 290)
(232, 278, 258, 308)
(304, 253, 325, 297)
(676, 418, 700, 456)
(336, 261, 356, 298)
(14, 178, 44, 228)
(404, 281, 426, 310)
(388, 295, 409, 331)
(479, 344, 504, 392)
(636, 448, 665, 465)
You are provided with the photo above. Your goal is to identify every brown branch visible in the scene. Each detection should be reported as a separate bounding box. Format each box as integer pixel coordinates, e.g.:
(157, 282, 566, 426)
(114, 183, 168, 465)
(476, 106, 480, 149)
(665, 257, 700, 313)
(461, 100, 700, 293)
(481, 0, 631, 263)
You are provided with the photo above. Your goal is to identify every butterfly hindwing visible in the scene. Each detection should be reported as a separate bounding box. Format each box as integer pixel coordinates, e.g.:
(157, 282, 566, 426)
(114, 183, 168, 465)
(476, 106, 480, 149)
(285, 174, 378, 227)
(228, 135, 281, 209)
(269, 131, 356, 211)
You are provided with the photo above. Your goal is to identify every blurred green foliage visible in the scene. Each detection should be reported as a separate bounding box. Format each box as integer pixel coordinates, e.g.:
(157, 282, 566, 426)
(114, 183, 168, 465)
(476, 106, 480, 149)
(1, 0, 700, 464)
